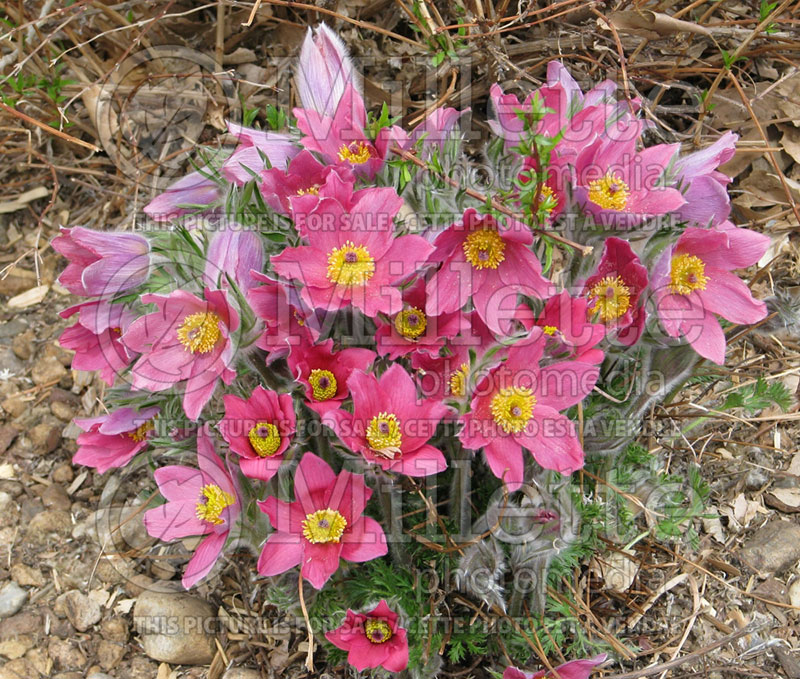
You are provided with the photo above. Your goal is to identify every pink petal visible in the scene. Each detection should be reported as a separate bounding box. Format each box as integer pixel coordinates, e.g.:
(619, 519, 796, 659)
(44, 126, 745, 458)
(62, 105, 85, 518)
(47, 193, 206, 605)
(182, 530, 226, 588)
(257, 533, 304, 576)
(340, 516, 388, 562)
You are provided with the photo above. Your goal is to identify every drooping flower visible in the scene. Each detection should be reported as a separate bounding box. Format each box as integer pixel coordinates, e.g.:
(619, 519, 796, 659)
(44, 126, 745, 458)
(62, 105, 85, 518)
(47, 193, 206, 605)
(582, 237, 649, 347)
(271, 186, 433, 317)
(652, 224, 769, 364)
(51, 227, 150, 297)
(425, 208, 550, 335)
(59, 300, 137, 385)
(202, 226, 264, 298)
(257, 452, 387, 589)
(295, 23, 360, 118)
(143, 169, 220, 222)
(504, 654, 607, 679)
(122, 289, 239, 420)
(459, 334, 599, 490)
(73, 406, 160, 473)
(324, 364, 448, 477)
(375, 278, 465, 360)
(516, 290, 605, 363)
(221, 121, 299, 186)
(286, 329, 376, 415)
(325, 600, 409, 672)
(411, 106, 470, 155)
(143, 429, 240, 588)
(218, 385, 296, 482)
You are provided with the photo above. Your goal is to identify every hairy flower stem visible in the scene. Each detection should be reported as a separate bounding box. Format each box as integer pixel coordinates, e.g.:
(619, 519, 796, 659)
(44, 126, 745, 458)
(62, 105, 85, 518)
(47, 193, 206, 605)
(448, 438, 473, 541)
(377, 473, 410, 564)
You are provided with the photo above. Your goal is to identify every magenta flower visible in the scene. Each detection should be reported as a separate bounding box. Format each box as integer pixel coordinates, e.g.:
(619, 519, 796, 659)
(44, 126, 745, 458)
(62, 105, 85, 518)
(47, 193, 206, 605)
(459, 334, 598, 490)
(516, 290, 605, 363)
(375, 278, 465, 359)
(504, 654, 607, 679)
(582, 237, 649, 347)
(73, 406, 159, 473)
(203, 226, 264, 298)
(652, 224, 769, 364)
(221, 121, 299, 186)
(59, 300, 137, 385)
(286, 330, 376, 416)
(52, 227, 150, 297)
(411, 106, 469, 153)
(326, 600, 409, 672)
(425, 208, 550, 335)
(218, 385, 296, 482)
(143, 429, 240, 588)
(122, 288, 239, 420)
(271, 186, 432, 317)
(257, 452, 387, 589)
(296, 23, 360, 118)
(143, 170, 220, 222)
(324, 364, 449, 477)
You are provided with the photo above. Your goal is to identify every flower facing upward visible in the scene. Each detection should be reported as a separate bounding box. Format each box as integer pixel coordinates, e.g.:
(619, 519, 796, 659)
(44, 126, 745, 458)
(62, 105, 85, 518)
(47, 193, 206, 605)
(218, 386, 296, 482)
(73, 406, 160, 473)
(325, 600, 409, 672)
(257, 453, 387, 589)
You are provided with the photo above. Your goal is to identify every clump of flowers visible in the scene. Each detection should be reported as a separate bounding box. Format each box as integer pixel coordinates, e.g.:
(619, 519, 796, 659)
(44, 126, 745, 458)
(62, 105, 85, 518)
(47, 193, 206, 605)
(54, 23, 770, 677)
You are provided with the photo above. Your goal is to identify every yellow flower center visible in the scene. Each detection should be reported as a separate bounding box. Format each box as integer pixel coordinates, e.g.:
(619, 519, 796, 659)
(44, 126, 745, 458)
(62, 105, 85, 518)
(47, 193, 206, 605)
(587, 172, 630, 211)
(337, 141, 372, 165)
(247, 422, 281, 457)
(490, 387, 536, 434)
(543, 325, 557, 336)
(668, 254, 709, 295)
(177, 312, 222, 354)
(302, 508, 347, 544)
(394, 307, 427, 339)
(326, 241, 376, 286)
(365, 619, 393, 644)
(366, 412, 403, 458)
(196, 484, 235, 525)
(308, 368, 338, 401)
(536, 185, 557, 213)
(588, 275, 631, 322)
(127, 418, 155, 442)
(449, 363, 469, 398)
(463, 229, 506, 270)
(296, 185, 320, 196)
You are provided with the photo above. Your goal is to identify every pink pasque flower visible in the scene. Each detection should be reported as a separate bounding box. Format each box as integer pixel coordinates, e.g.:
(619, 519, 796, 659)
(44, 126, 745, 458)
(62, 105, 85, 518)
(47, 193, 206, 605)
(218, 386, 296, 482)
(143, 170, 220, 222)
(459, 334, 598, 490)
(375, 278, 465, 360)
(257, 452, 387, 589)
(425, 208, 550, 335)
(59, 300, 137, 385)
(203, 226, 264, 298)
(582, 237, 649, 347)
(271, 186, 432, 317)
(324, 364, 449, 477)
(504, 654, 607, 679)
(73, 406, 160, 473)
(143, 429, 240, 588)
(411, 106, 470, 154)
(122, 288, 239, 421)
(221, 121, 299, 186)
(516, 290, 605, 363)
(287, 329, 376, 416)
(326, 600, 409, 672)
(652, 224, 769, 364)
(52, 227, 150, 297)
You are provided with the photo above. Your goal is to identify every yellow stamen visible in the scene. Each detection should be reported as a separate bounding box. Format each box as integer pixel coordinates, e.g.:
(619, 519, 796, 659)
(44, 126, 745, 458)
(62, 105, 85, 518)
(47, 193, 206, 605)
(326, 241, 375, 286)
(196, 484, 235, 525)
(337, 141, 372, 165)
(449, 363, 470, 398)
(308, 369, 338, 401)
(463, 229, 506, 270)
(127, 419, 155, 442)
(366, 412, 403, 458)
(668, 254, 709, 295)
(490, 387, 536, 434)
(588, 275, 631, 322)
(296, 185, 320, 196)
(365, 619, 393, 644)
(177, 312, 222, 354)
(394, 307, 427, 339)
(543, 325, 557, 336)
(302, 508, 347, 544)
(248, 422, 281, 457)
(587, 172, 630, 211)
(536, 185, 557, 213)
